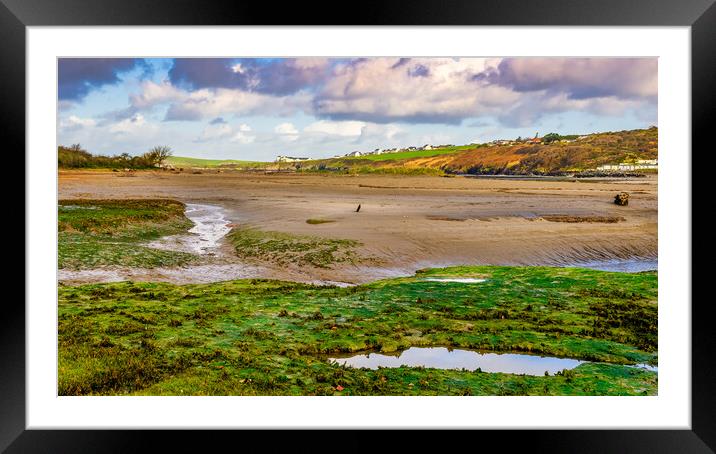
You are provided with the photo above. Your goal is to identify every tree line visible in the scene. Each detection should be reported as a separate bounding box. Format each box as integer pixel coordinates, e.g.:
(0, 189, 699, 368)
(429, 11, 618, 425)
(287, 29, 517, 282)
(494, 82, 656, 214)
(58, 144, 172, 169)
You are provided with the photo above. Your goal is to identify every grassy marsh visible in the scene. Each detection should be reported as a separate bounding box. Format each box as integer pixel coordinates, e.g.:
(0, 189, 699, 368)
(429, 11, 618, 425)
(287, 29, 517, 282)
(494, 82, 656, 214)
(227, 227, 362, 268)
(58, 265, 657, 396)
(58, 199, 198, 269)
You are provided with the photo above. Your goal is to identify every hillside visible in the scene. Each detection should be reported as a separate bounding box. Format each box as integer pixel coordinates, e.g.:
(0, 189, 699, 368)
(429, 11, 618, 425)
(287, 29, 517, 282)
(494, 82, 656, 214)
(300, 127, 657, 176)
(344, 144, 477, 162)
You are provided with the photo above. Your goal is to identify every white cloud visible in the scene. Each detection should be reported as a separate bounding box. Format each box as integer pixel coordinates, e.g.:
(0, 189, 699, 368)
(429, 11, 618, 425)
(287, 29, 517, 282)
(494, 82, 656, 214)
(167, 88, 310, 121)
(274, 122, 299, 142)
(230, 131, 255, 144)
(275, 122, 298, 134)
(304, 120, 366, 137)
(315, 58, 519, 124)
(356, 123, 404, 143)
(129, 81, 185, 109)
(109, 114, 150, 134)
(126, 80, 312, 121)
(59, 115, 96, 130)
(196, 122, 255, 143)
(197, 123, 233, 141)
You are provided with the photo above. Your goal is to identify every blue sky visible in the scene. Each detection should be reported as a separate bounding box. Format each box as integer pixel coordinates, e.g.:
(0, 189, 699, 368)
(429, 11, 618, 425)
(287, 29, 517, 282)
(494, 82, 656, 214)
(58, 57, 657, 161)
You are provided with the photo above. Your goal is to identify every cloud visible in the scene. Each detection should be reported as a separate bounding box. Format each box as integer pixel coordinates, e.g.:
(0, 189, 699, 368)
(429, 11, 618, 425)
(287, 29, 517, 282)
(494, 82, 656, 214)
(230, 131, 255, 144)
(484, 58, 657, 100)
(105, 57, 657, 131)
(109, 113, 152, 134)
(356, 123, 404, 143)
(196, 123, 233, 142)
(58, 58, 144, 101)
(209, 117, 227, 125)
(168, 58, 330, 95)
(129, 81, 186, 109)
(313, 57, 518, 124)
(496, 91, 648, 127)
(275, 122, 298, 134)
(274, 122, 299, 141)
(161, 87, 311, 121)
(311, 57, 656, 126)
(59, 115, 96, 131)
(196, 122, 254, 143)
(304, 120, 366, 137)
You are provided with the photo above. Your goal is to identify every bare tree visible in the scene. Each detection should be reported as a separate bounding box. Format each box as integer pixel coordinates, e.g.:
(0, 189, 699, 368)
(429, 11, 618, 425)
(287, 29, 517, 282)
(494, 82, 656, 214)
(144, 145, 173, 167)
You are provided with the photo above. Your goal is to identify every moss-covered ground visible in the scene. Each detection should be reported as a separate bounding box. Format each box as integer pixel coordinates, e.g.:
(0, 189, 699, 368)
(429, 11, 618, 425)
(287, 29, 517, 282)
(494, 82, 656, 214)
(227, 227, 362, 268)
(58, 199, 198, 269)
(58, 265, 657, 396)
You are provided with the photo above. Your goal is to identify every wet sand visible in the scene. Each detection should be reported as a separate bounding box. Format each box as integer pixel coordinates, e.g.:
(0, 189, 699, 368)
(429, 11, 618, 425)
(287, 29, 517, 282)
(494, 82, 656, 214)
(58, 170, 657, 284)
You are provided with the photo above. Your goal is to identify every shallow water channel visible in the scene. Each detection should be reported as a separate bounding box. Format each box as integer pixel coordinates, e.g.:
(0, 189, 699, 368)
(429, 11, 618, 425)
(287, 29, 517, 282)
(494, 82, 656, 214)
(146, 203, 232, 255)
(329, 347, 585, 376)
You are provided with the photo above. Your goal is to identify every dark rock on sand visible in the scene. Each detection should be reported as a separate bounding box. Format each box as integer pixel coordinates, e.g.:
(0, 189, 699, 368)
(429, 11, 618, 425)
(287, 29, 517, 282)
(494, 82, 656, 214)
(614, 192, 629, 206)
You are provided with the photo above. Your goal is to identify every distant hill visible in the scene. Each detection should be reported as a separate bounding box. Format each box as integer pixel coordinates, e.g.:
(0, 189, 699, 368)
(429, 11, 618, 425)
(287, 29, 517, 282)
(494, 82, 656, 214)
(298, 127, 658, 175)
(165, 156, 268, 169)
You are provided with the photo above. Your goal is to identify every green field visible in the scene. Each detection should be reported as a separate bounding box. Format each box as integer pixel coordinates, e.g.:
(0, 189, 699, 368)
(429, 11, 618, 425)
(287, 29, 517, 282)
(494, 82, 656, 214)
(58, 199, 198, 269)
(58, 265, 657, 396)
(165, 156, 268, 168)
(345, 145, 477, 162)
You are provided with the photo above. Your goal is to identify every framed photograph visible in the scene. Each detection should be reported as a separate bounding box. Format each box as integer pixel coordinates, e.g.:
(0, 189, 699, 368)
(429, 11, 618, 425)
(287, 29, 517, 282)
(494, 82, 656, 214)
(6, 0, 712, 449)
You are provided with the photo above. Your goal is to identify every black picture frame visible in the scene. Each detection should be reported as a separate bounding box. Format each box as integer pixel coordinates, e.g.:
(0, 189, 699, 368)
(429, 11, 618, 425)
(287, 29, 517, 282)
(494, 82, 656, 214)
(4, 0, 712, 450)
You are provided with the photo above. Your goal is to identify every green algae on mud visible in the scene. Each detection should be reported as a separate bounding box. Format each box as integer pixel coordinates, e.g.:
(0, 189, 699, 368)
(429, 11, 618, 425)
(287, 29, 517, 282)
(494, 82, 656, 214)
(306, 218, 336, 225)
(58, 265, 657, 396)
(58, 199, 199, 269)
(227, 226, 362, 268)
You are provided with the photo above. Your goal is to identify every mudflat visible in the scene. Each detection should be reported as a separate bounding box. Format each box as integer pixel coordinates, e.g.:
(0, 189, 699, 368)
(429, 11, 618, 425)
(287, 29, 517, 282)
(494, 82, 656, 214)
(58, 170, 657, 284)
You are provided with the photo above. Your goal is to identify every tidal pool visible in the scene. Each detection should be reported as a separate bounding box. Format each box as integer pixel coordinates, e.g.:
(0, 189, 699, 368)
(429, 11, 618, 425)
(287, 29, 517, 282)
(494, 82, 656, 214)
(566, 258, 657, 273)
(329, 347, 584, 376)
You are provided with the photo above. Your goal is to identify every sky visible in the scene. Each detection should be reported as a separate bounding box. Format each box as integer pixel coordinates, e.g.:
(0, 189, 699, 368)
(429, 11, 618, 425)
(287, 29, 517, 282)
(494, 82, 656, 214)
(57, 57, 657, 161)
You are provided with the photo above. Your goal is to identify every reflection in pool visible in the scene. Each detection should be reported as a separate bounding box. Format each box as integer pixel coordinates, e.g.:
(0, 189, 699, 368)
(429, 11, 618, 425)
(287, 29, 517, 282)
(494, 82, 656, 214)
(329, 347, 585, 376)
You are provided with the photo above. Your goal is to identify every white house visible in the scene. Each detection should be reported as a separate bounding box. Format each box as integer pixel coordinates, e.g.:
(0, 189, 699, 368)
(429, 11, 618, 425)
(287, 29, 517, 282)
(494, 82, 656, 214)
(597, 160, 658, 171)
(276, 155, 310, 163)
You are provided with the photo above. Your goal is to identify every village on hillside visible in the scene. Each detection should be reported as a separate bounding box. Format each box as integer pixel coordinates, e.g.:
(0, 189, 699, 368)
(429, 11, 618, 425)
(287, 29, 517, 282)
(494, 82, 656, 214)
(273, 130, 658, 173)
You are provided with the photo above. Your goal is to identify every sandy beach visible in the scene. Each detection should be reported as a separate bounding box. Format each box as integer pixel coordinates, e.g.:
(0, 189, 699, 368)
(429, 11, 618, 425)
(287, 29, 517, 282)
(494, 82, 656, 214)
(58, 170, 657, 284)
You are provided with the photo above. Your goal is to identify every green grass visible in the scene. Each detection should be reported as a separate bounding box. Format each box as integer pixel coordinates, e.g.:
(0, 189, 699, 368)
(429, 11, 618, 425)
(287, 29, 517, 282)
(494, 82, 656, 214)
(347, 145, 476, 162)
(58, 265, 657, 396)
(166, 156, 268, 168)
(58, 199, 198, 269)
(306, 218, 336, 225)
(227, 227, 362, 268)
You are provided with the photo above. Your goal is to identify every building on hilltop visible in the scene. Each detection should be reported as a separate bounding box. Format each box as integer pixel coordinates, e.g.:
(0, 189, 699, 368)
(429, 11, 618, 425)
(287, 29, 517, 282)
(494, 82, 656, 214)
(597, 160, 658, 172)
(276, 155, 310, 163)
